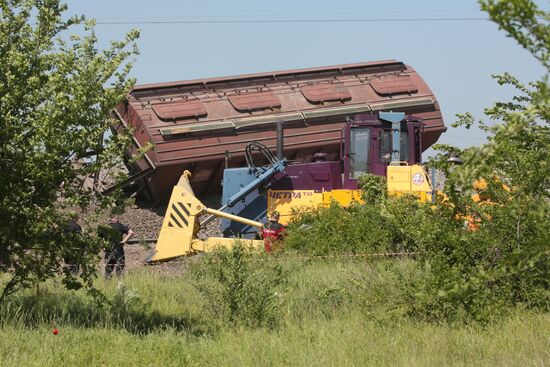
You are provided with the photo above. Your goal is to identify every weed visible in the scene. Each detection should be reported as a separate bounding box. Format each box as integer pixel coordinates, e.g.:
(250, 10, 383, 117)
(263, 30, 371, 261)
(191, 242, 287, 329)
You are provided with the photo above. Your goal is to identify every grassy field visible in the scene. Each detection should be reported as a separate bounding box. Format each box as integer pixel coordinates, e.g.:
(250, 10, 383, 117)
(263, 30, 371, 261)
(1, 258, 549, 366)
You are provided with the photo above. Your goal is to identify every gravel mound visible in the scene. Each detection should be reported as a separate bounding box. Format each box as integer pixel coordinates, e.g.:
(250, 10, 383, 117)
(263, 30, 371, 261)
(83, 192, 225, 269)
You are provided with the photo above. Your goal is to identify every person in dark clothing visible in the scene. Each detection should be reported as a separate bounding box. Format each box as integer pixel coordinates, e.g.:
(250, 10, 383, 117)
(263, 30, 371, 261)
(98, 216, 134, 278)
(261, 211, 285, 252)
(63, 213, 83, 274)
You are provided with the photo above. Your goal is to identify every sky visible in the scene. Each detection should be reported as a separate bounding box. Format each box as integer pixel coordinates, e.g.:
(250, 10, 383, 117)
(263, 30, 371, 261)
(66, 0, 546, 159)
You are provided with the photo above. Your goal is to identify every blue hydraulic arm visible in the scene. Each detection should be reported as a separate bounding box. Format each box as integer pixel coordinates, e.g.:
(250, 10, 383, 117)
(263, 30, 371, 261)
(200, 158, 287, 227)
(223, 159, 287, 208)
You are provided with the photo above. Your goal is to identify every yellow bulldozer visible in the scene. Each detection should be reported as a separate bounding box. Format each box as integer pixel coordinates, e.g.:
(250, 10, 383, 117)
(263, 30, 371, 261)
(149, 112, 436, 262)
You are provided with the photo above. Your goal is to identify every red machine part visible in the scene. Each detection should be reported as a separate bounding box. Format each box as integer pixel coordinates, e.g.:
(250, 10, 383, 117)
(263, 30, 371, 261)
(261, 226, 285, 252)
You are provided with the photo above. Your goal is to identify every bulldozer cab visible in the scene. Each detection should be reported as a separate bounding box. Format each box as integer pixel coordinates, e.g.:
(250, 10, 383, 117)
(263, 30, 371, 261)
(342, 113, 424, 188)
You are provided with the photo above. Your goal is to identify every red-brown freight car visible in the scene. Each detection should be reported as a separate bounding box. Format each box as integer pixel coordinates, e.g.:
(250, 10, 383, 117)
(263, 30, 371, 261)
(113, 60, 446, 203)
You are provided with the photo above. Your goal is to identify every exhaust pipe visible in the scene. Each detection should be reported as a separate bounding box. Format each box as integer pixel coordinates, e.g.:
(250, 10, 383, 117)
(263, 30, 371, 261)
(276, 120, 284, 160)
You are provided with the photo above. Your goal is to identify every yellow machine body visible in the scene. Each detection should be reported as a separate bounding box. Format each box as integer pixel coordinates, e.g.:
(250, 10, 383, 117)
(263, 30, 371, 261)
(267, 189, 362, 225)
(386, 163, 434, 202)
(149, 112, 442, 262)
(152, 164, 435, 261)
(268, 164, 434, 225)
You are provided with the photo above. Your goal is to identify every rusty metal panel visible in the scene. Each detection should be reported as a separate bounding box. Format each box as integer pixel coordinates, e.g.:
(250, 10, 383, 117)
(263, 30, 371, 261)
(152, 100, 207, 121)
(300, 83, 351, 103)
(132, 59, 404, 92)
(370, 75, 418, 96)
(228, 91, 281, 112)
(116, 60, 446, 202)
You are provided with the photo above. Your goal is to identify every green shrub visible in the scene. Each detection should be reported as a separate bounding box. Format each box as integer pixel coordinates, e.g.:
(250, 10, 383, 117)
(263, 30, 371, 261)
(413, 199, 550, 323)
(284, 181, 549, 323)
(284, 194, 449, 256)
(284, 202, 393, 255)
(358, 173, 387, 204)
(190, 242, 286, 329)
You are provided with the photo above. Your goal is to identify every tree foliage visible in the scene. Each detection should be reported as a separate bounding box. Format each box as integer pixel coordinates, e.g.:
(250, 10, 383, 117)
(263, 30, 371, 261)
(0, 0, 140, 301)
(422, 0, 550, 321)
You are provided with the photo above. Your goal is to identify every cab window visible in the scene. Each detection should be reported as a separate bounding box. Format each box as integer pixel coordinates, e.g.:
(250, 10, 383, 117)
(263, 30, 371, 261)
(349, 127, 370, 179)
(379, 130, 408, 163)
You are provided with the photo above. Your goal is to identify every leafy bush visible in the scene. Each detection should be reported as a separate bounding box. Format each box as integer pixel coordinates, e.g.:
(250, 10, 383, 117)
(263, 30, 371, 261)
(285, 176, 549, 323)
(191, 242, 286, 329)
(415, 0, 550, 322)
(358, 174, 387, 204)
(284, 202, 393, 255)
(284, 190, 455, 257)
(412, 197, 550, 323)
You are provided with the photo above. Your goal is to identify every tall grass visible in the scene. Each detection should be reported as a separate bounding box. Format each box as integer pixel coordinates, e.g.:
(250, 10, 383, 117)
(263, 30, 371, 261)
(0, 272, 205, 335)
(0, 256, 548, 366)
(1, 311, 548, 367)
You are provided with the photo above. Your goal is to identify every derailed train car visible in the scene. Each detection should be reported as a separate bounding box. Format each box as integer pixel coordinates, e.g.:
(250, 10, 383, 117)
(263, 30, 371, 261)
(113, 60, 446, 203)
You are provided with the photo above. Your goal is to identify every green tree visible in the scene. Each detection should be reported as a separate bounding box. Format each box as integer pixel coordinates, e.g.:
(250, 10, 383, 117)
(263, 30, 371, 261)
(423, 0, 549, 320)
(0, 0, 140, 301)
(451, 0, 549, 195)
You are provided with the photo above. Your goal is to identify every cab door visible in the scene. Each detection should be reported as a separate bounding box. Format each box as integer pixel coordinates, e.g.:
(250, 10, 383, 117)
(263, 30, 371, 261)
(371, 124, 412, 176)
(370, 126, 387, 177)
(342, 125, 371, 189)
